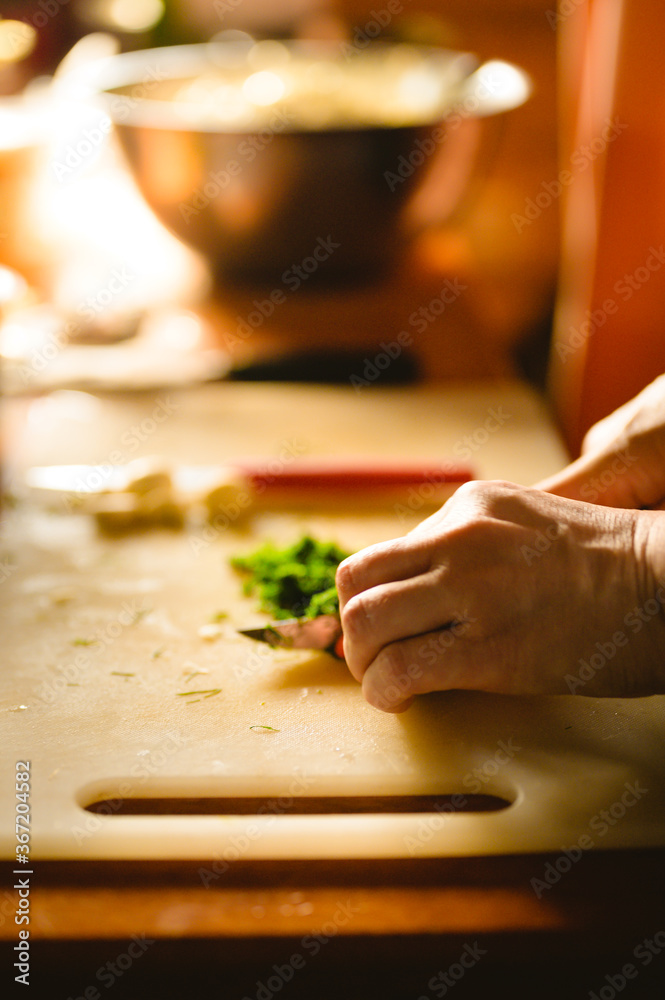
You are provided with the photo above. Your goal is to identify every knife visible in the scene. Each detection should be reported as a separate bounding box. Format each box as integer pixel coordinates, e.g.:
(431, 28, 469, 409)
(238, 614, 344, 659)
(24, 459, 473, 500)
(23, 459, 474, 520)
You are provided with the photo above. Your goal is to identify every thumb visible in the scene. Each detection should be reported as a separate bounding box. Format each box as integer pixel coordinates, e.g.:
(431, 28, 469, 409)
(535, 446, 663, 509)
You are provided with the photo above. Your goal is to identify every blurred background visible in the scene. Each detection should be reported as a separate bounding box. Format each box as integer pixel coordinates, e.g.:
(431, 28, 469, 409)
(0, 0, 560, 394)
(11, 0, 665, 460)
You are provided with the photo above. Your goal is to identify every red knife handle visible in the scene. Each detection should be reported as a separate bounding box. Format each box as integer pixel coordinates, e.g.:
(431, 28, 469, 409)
(239, 462, 473, 492)
(332, 634, 345, 660)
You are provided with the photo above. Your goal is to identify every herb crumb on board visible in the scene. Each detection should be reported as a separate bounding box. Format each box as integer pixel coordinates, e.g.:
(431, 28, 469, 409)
(176, 688, 222, 700)
(198, 623, 223, 641)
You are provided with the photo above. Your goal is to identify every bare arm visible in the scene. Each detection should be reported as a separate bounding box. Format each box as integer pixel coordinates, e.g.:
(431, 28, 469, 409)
(537, 375, 665, 509)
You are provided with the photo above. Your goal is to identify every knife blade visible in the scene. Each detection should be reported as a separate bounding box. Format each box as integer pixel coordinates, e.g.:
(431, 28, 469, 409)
(238, 614, 344, 659)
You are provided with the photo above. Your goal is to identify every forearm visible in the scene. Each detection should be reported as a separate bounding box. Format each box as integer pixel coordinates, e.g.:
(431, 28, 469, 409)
(537, 375, 665, 509)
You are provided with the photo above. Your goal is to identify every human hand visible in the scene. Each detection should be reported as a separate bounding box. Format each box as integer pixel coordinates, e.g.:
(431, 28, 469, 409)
(537, 375, 665, 508)
(336, 481, 665, 712)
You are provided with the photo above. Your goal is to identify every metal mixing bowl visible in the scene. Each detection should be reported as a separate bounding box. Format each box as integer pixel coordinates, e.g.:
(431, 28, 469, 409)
(77, 39, 530, 289)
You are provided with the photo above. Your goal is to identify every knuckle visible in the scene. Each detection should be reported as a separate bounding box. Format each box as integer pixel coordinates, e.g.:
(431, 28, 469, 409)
(449, 479, 483, 504)
(334, 557, 356, 598)
(340, 592, 372, 642)
(448, 479, 518, 514)
(367, 643, 428, 711)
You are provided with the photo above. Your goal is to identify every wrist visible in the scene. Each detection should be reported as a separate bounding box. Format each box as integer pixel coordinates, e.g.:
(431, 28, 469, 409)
(634, 510, 665, 692)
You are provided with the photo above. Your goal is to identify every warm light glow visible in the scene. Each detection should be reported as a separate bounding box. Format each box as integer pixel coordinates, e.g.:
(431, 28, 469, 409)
(142, 309, 202, 351)
(30, 96, 204, 317)
(173, 78, 248, 125)
(0, 266, 26, 307)
(83, 0, 164, 33)
(247, 40, 291, 71)
(0, 20, 37, 64)
(396, 68, 443, 117)
(242, 71, 286, 107)
(109, 0, 164, 32)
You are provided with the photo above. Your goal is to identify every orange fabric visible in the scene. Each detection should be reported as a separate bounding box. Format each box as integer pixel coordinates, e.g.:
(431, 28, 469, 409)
(549, 0, 665, 454)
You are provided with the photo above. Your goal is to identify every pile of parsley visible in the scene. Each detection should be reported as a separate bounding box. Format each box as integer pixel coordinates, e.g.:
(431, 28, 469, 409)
(231, 535, 350, 620)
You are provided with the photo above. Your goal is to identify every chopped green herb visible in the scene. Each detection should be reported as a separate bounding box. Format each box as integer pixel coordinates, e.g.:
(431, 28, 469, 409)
(249, 725, 280, 732)
(129, 608, 151, 625)
(151, 647, 165, 659)
(176, 688, 222, 698)
(111, 672, 135, 677)
(184, 670, 207, 683)
(210, 610, 229, 622)
(71, 638, 96, 647)
(231, 536, 350, 619)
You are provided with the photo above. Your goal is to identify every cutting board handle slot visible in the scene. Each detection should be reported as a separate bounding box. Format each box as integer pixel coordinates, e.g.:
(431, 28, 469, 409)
(81, 792, 512, 816)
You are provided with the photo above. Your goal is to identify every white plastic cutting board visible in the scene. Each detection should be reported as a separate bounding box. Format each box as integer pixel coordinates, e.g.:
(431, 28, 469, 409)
(2, 380, 665, 861)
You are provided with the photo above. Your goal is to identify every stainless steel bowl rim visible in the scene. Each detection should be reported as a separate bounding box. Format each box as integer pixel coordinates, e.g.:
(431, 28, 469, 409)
(68, 41, 529, 134)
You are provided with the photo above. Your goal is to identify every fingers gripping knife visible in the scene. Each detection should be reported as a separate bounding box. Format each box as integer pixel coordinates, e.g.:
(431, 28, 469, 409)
(238, 615, 345, 659)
